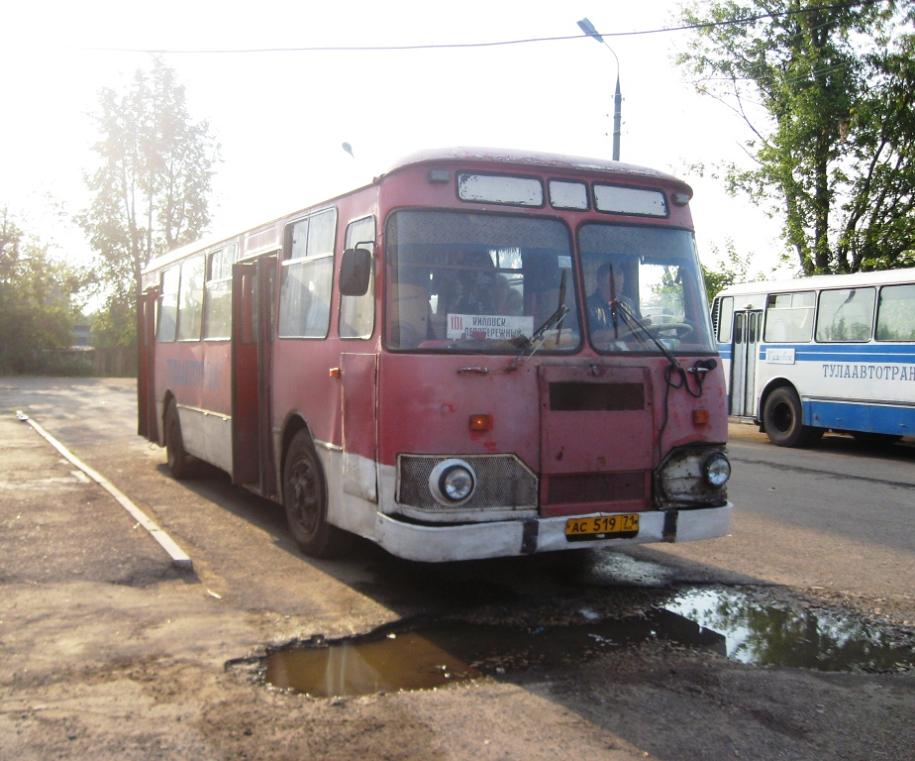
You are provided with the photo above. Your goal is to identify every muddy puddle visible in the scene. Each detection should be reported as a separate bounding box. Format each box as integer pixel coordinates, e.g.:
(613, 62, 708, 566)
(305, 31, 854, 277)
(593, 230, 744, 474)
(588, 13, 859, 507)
(260, 586, 914, 697)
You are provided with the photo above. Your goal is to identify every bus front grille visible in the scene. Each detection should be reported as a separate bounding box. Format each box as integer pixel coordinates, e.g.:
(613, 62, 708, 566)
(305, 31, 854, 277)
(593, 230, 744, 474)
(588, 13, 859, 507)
(545, 471, 646, 505)
(548, 382, 644, 411)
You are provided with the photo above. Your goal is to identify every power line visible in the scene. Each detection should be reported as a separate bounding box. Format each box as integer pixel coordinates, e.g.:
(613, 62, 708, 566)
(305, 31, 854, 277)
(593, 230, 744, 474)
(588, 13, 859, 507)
(86, 0, 889, 56)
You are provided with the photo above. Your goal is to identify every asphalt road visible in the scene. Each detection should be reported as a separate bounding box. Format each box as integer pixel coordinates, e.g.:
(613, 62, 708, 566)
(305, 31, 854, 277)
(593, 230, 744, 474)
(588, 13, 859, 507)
(2, 376, 913, 621)
(1, 376, 913, 761)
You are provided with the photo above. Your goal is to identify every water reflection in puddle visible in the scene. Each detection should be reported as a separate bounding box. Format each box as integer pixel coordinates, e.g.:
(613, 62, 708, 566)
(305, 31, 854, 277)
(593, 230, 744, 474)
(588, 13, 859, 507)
(666, 588, 912, 672)
(262, 587, 914, 697)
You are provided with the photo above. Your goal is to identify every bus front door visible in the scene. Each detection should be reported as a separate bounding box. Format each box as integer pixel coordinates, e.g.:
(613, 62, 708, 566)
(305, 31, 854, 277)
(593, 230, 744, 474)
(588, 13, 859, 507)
(730, 309, 762, 418)
(231, 255, 277, 496)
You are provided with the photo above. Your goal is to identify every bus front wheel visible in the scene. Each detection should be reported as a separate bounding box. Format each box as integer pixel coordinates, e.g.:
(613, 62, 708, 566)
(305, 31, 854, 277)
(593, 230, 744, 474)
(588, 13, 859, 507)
(762, 387, 822, 447)
(165, 401, 194, 479)
(283, 431, 350, 558)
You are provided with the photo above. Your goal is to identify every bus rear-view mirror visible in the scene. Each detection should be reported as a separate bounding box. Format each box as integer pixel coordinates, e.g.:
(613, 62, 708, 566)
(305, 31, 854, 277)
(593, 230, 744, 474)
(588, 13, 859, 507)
(340, 248, 372, 296)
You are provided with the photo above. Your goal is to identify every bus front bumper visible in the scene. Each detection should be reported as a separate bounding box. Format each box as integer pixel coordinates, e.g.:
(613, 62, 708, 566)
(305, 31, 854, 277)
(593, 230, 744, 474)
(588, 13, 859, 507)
(373, 503, 733, 563)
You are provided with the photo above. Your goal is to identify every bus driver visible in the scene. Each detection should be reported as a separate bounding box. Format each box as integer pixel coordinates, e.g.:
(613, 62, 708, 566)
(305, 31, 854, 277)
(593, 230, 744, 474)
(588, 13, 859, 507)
(587, 262, 642, 332)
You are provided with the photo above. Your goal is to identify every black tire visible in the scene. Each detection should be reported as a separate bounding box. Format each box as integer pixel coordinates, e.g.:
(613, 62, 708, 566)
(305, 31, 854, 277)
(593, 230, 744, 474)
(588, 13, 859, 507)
(164, 401, 194, 479)
(283, 430, 350, 558)
(762, 387, 822, 447)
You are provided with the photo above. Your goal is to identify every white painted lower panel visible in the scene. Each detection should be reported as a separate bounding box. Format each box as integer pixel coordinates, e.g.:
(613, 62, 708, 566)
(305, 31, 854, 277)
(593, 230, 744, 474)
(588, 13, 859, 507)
(315, 446, 384, 540)
(176, 405, 233, 476)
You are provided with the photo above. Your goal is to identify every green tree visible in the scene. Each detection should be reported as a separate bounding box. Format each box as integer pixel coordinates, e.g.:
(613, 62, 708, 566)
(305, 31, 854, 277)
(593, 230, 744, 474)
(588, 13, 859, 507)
(80, 58, 218, 345)
(679, 0, 915, 274)
(0, 209, 85, 374)
(700, 239, 758, 302)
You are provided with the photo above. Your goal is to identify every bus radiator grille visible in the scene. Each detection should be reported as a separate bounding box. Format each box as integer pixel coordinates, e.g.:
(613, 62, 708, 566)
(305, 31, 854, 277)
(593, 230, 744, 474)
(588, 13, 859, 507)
(545, 471, 646, 505)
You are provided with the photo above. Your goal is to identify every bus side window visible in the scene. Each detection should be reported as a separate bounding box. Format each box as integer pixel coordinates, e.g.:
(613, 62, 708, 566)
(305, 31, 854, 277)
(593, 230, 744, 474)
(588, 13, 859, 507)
(816, 287, 875, 342)
(718, 296, 734, 343)
(157, 266, 180, 342)
(278, 209, 337, 339)
(764, 291, 814, 342)
(204, 246, 235, 340)
(177, 255, 205, 341)
(240, 269, 257, 344)
(876, 284, 915, 341)
(339, 216, 376, 339)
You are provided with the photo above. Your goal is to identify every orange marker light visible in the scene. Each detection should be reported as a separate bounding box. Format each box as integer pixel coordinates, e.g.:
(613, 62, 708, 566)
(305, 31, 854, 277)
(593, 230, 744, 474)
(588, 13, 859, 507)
(469, 414, 492, 432)
(692, 409, 710, 426)
(328, 367, 341, 379)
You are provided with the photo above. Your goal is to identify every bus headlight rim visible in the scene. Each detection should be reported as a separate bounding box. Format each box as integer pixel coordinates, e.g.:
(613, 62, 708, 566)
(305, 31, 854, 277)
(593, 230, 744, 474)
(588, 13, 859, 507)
(703, 452, 731, 488)
(428, 458, 477, 506)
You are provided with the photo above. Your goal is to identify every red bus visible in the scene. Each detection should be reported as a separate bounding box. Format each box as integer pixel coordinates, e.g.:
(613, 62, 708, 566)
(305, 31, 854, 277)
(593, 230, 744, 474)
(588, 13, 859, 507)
(138, 148, 732, 562)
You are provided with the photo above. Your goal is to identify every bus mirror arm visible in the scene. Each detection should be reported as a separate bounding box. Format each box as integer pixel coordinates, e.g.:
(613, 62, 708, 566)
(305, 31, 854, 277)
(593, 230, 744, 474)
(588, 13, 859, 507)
(340, 247, 373, 296)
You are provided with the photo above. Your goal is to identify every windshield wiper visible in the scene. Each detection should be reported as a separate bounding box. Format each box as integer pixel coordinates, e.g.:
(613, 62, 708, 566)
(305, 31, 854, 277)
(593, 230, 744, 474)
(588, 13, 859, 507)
(513, 303, 569, 356)
(507, 302, 570, 372)
(613, 300, 680, 368)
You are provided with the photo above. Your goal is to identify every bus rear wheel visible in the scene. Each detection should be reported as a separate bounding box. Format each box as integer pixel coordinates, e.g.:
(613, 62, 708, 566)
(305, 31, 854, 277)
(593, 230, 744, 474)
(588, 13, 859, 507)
(762, 387, 822, 447)
(283, 430, 350, 558)
(165, 401, 195, 479)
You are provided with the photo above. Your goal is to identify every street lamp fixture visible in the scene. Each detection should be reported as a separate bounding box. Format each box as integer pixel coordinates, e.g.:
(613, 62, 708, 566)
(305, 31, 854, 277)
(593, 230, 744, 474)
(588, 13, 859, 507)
(577, 17, 622, 161)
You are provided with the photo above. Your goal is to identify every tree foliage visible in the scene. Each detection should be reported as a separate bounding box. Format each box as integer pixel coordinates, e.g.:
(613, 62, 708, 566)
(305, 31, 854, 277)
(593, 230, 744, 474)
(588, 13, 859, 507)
(0, 209, 85, 374)
(701, 239, 756, 302)
(680, 0, 915, 274)
(79, 58, 218, 344)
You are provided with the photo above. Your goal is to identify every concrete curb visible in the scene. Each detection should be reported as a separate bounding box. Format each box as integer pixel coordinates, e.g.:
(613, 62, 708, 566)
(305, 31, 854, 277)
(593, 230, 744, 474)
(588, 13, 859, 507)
(16, 410, 193, 570)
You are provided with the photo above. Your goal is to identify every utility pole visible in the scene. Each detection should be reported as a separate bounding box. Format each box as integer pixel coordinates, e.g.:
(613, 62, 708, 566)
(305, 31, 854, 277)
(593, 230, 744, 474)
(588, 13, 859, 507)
(577, 17, 622, 161)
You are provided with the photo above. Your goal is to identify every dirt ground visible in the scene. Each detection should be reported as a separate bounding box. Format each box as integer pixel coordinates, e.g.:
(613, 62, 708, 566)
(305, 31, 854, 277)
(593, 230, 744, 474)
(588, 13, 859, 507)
(1, 377, 913, 760)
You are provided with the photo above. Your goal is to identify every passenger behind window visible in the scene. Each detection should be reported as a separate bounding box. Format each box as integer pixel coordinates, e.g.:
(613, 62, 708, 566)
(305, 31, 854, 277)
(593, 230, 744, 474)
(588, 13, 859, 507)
(448, 251, 498, 315)
(494, 276, 523, 315)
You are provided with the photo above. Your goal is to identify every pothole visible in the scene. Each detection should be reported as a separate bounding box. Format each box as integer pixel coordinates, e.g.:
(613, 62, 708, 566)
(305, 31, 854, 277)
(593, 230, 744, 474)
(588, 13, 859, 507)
(666, 587, 913, 671)
(241, 586, 914, 697)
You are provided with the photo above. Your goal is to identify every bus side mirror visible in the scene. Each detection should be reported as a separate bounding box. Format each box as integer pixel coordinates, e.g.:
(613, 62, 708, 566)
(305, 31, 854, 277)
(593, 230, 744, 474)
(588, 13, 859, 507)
(339, 248, 372, 296)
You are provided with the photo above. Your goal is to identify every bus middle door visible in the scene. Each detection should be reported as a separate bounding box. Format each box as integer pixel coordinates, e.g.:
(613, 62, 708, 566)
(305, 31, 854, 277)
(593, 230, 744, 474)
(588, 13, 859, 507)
(231, 255, 278, 496)
(730, 309, 762, 418)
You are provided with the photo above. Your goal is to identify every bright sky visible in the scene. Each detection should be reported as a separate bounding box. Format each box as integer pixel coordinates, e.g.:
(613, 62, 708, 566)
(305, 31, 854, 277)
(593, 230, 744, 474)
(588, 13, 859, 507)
(1, 0, 788, 284)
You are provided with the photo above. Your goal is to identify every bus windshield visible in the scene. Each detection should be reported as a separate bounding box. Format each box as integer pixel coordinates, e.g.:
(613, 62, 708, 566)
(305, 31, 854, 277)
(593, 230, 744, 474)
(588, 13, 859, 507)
(385, 210, 580, 352)
(579, 224, 715, 354)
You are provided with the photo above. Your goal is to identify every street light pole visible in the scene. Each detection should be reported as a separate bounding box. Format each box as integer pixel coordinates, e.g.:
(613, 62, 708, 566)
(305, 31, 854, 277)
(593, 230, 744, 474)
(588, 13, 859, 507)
(577, 17, 621, 161)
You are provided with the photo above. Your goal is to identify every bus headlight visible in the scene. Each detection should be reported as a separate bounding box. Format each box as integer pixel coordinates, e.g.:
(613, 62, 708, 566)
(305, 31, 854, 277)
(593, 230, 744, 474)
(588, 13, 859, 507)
(704, 453, 731, 487)
(429, 459, 477, 505)
(655, 445, 729, 508)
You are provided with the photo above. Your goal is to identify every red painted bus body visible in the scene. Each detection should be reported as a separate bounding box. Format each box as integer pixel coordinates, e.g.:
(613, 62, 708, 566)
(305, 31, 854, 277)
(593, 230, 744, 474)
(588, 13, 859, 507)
(139, 148, 732, 561)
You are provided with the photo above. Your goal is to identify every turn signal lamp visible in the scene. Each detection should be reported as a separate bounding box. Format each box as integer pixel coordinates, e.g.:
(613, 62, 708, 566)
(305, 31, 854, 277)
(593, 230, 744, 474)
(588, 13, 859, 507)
(469, 414, 492, 432)
(692, 409, 710, 426)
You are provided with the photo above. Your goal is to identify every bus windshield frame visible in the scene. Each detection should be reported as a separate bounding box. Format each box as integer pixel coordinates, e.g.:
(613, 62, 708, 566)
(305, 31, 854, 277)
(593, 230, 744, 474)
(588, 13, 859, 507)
(579, 223, 716, 355)
(384, 208, 582, 353)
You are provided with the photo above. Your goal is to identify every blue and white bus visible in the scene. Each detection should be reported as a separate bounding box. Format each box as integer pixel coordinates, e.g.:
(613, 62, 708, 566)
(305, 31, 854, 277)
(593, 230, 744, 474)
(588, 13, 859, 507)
(711, 269, 915, 446)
